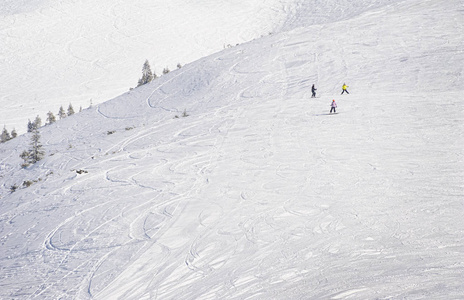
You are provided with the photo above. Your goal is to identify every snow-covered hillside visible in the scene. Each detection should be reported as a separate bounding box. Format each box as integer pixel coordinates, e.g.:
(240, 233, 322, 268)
(0, 0, 278, 134)
(1, 0, 463, 299)
(1, 0, 408, 135)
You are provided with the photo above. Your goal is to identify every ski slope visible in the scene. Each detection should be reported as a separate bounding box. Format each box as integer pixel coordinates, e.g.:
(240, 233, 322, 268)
(0, 0, 285, 134)
(1, 0, 463, 299)
(1, 0, 407, 135)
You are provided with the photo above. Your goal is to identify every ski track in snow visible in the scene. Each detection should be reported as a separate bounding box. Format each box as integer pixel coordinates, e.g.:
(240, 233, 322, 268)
(0, 0, 463, 299)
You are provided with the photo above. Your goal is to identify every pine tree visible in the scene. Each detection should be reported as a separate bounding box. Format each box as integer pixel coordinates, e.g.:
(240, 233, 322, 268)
(47, 111, 56, 125)
(177, 63, 182, 69)
(33, 115, 42, 129)
(58, 105, 67, 119)
(1, 126, 11, 143)
(28, 128, 45, 164)
(11, 128, 17, 139)
(163, 67, 170, 75)
(137, 60, 155, 87)
(67, 103, 75, 116)
(19, 128, 45, 167)
(27, 119, 34, 133)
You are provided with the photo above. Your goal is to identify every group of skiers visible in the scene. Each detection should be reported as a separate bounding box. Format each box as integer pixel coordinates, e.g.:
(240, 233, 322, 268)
(311, 83, 349, 114)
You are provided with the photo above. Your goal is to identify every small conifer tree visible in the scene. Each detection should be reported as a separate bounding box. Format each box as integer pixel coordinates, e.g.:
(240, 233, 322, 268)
(11, 128, 17, 139)
(33, 115, 42, 130)
(137, 60, 155, 87)
(163, 67, 170, 75)
(20, 127, 45, 167)
(58, 106, 67, 119)
(1, 126, 11, 143)
(28, 128, 45, 164)
(47, 111, 56, 125)
(177, 63, 182, 69)
(27, 119, 34, 133)
(67, 103, 75, 116)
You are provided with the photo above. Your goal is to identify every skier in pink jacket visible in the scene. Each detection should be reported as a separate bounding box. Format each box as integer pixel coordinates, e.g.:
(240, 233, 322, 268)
(330, 99, 337, 113)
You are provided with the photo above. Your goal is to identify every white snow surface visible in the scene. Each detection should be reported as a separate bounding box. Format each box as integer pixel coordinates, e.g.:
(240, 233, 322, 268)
(1, 0, 408, 135)
(1, 0, 464, 299)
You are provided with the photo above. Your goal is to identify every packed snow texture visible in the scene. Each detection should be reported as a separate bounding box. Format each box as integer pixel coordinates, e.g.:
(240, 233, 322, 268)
(1, 0, 285, 134)
(1, 0, 409, 135)
(0, 0, 463, 299)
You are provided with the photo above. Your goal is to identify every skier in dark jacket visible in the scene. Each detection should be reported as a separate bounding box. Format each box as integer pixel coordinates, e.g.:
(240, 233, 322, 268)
(311, 84, 317, 98)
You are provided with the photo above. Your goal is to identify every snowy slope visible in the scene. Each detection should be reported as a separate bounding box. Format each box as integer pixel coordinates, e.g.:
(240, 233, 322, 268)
(0, 0, 286, 134)
(1, 0, 464, 299)
(1, 0, 403, 135)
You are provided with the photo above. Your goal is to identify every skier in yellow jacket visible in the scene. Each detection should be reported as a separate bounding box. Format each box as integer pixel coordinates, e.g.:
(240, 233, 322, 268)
(341, 83, 349, 95)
